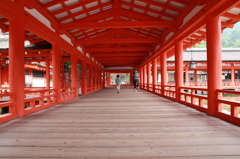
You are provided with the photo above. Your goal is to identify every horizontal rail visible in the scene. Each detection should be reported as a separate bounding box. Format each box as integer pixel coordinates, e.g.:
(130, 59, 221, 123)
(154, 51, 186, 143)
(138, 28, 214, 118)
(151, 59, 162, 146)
(216, 89, 240, 125)
(0, 93, 17, 123)
(24, 89, 57, 115)
(60, 87, 76, 103)
(179, 87, 208, 113)
(162, 85, 176, 100)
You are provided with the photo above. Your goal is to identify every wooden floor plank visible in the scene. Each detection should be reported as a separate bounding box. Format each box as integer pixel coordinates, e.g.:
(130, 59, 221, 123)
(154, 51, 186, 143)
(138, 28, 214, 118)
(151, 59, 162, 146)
(0, 87, 240, 158)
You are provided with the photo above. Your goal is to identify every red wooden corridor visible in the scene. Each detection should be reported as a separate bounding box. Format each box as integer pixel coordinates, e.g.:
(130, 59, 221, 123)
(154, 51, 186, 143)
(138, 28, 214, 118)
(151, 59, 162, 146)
(1, 87, 240, 158)
(1, 1, 240, 157)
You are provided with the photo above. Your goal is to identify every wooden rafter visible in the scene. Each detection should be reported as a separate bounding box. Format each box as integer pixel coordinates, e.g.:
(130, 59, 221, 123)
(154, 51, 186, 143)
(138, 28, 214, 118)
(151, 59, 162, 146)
(59, 20, 176, 30)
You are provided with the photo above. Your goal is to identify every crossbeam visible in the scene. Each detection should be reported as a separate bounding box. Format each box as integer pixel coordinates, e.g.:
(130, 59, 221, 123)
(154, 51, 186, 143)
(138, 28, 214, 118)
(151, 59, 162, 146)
(76, 38, 160, 44)
(58, 21, 176, 30)
(86, 47, 152, 52)
(92, 53, 147, 57)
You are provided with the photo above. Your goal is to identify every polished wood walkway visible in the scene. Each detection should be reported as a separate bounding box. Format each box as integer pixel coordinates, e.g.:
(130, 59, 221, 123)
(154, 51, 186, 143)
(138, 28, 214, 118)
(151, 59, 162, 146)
(0, 87, 240, 159)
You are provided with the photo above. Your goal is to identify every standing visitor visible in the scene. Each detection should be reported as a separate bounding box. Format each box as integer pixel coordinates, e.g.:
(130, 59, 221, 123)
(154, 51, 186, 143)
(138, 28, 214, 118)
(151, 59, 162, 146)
(133, 69, 140, 92)
(115, 75, 122, 93)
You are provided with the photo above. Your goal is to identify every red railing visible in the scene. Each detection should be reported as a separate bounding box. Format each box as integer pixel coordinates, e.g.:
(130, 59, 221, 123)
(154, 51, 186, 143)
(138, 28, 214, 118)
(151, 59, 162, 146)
(0, 93, 17, 123)
(154, 84, 161, 95)
(87, 85, 92, 93)
(60, 87, 76, 103)
(148, 84, 153, 91)
(179, 87, 208, 113)
(163, 85, 176, 100)
(24, 89, 57, 115)
(216, 89, 240, 125)
(188, 82, 207, 87)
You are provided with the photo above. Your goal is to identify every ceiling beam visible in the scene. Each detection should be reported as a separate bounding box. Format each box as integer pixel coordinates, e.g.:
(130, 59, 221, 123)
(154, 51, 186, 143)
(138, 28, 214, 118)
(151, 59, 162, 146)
(96, 57, 143, 61)
(92, 53, 147, 57)
(86, 47, 152, 52)
(59, 20, 176, 30)
(76, 38, 160, 44)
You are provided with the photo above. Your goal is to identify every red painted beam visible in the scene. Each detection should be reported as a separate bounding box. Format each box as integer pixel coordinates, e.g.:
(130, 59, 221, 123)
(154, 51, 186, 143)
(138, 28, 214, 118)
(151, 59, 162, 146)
(58, 20, 176, 30)
(76, 29, 116, 40)
(96, 57, 143, 61)
(86, 47, 152, 52)
(91, 53, 147, 57)
(76, 38, 160, 44)
(0, 0, 24, 20)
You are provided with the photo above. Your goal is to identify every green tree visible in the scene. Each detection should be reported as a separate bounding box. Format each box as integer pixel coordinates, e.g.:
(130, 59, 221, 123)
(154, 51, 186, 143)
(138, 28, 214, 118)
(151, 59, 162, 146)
(234, 39, 240, 48)
(222, 37, 230, 47)
(195, 22, 240, 48)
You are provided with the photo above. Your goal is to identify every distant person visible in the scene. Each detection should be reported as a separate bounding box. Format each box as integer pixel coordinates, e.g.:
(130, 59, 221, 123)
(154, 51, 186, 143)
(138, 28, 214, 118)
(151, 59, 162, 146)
(133, 70, 140, 92)
(115, 75, 122, 93)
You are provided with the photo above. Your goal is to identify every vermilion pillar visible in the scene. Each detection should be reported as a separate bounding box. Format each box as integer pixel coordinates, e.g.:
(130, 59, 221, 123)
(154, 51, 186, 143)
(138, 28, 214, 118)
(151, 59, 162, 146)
(140, 67, 143, 87)
(106, 72, 110, 86)
(185, 66, 189, 87)
(103, 71, 106, 88)
(101, 70, 104, 88)
(9, 0, 25, 117)
(231, 64, 235, 87)
(147, 62, 151, 91)
(175, 40, 183, 102)
(152, 58, 157, 93)
(143, 65, 146, 89)
(95, 67, 97, 90)
(99, 69, 101, 89)
(95, 67, 98, 90)
(45, 55, 50, 89)
(52, 43, 61, 102)
(71, 54, 78, 98)
(61, 60, 65, 87)
(91, 66, 96, 91)
(89, 64, 92, 92)
(194, 71, 197, 82)
(161, 52, 167, 96)
(81, 60, 87, 95)
(206, 14, 222, 115)
(96, 68, 98, 89)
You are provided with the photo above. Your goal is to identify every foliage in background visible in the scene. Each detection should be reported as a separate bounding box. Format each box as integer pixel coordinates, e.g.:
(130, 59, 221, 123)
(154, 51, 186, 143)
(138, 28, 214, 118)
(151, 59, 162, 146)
(195, 22, 240, 48)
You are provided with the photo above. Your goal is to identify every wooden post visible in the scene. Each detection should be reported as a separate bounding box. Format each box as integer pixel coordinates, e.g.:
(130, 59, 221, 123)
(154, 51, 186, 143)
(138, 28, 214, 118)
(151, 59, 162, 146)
(206, 14, 222, 115)
(71, 54, 78, 98)
(52, 44, 61, 102)
(194, 70, 198, 82)
(140, 67, 143, 88)
(61, 60, 65, 87)
(152, 58, 157, 93)
(81, 60, 87, 95)
(175, 40, 183, 102)
(185, 66, 189, 87)
(231, 64, 235, 87)
(143, 65, 146, 89)
(9, 0, 25, 117)
(45, 55, 50, 89)
(161, 52, 167, 96)
(103, 71, 106, 88)
(94, 67, 97, 91)
(89, 64, 92, 92)
(147, 62, 151, 91)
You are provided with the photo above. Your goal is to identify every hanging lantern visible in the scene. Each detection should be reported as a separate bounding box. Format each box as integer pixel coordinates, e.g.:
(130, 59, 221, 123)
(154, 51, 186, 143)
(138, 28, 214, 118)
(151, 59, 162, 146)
(189, 36, 196, 69)
(4, 57, 9, 65)
(189, 61, 196, 69)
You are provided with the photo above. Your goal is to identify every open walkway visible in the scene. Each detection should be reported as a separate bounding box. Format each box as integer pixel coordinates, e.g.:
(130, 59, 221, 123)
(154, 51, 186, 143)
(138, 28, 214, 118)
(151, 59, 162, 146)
(0, 87, 240, 158)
